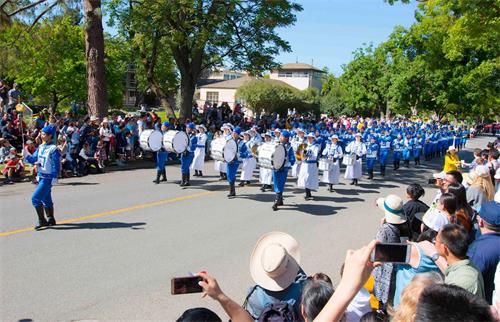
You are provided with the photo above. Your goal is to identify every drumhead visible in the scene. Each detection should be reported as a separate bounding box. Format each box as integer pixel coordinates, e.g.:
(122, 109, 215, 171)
(172, 131, 189, 153)
(140, 130, 162, 151)
(272, 144, 286, 169)
(223, 139, 238, 162)
(210, 138, 226, 161)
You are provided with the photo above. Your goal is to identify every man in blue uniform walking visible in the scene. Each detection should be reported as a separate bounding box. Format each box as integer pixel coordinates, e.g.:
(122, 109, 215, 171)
(24, 124, 61, 230)
(272, 130, 295, 211)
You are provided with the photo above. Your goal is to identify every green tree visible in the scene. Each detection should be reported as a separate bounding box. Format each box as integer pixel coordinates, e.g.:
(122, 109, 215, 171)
(108, 0, 302, 120)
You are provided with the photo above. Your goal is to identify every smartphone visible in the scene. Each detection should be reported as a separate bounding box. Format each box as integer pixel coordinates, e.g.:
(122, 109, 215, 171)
(428, 178, 437, 184)
(371, 243, 411, 264)
(171, 276, 203, 295)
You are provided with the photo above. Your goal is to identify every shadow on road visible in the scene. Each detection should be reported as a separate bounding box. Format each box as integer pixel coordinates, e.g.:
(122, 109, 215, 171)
(284, 204, 347, 216)
(48, 222, 146, 230)
(59, 182, 99, 186)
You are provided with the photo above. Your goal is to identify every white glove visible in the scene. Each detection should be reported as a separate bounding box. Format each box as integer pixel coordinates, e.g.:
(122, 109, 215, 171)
(51, 178, 58, 185)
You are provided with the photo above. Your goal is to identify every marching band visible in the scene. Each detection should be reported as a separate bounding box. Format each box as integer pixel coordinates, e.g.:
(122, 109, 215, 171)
(135, 119, 471, 211)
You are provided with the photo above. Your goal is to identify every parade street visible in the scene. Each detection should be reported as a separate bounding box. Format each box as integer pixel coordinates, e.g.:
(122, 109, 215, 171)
(0, 136, 488, 321)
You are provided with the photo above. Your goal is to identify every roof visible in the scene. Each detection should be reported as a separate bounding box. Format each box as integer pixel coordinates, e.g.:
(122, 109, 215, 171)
(272, 63, 324, 72)
(198, 76, 294, 89)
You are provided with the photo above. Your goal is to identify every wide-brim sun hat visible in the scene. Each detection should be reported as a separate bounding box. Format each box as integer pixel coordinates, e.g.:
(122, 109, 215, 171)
(447, 146, 456, 152)
(422, 208, 450, 232)
(249, 232, 300, 292)
(376, 194, 406, 224)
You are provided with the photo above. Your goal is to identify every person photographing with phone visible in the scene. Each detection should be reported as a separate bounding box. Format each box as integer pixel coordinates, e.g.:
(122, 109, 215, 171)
(23, 124, 60, 230)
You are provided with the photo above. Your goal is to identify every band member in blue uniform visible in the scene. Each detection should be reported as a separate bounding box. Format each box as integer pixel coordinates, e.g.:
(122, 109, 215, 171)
(298, 133, 320, 200)
(402, 133, 413, 168)
(392, 134, 404, 170)
(379, 131, 392, 176)
(366, 136, 379, 180)
(153, 121, 169, 184)
(226, 126, 247, 198)
(24, 124, 61, 230)
(179, 122, 198, 186)
(414, 132, 424, 165)
(272, 130, 295, 211)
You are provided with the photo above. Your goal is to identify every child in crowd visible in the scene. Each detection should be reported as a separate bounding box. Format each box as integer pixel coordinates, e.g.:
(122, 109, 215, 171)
(2, 154, 24, 183)
(94, 139, 106, 169)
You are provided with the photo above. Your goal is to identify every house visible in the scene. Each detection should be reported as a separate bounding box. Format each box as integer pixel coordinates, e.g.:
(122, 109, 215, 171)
(269, 63, 325, 91)
(197, 63, 324, 107)
(197, 76, 291, 107)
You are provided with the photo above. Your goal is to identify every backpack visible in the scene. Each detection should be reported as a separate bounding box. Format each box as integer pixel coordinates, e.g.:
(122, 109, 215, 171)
(243, 285, 298, 322)
(257, 303, 296, 322)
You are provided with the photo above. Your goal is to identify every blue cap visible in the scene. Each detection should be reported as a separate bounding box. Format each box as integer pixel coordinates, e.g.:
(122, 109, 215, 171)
(479, 201, 500, 225)
(187, 122, 196, 129)
(42, 124, 56, 136)
(233, 126, 242, 135)
(163, 121, 170, 127)
(281, 130, 291, 138)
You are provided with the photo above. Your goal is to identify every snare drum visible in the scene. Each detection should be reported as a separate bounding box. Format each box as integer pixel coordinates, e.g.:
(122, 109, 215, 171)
(257, 143, 286, 170)
(318, 157, 333, 171)
(163, 130, 189, 153)
(210, 138, 238, 162)
(342, 154, 356, 166)
(139, 129, 163, 152)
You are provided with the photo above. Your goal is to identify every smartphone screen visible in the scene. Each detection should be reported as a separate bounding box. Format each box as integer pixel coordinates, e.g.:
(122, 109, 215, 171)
(372, 243, 411, 263)
(171, 276, 203, 295)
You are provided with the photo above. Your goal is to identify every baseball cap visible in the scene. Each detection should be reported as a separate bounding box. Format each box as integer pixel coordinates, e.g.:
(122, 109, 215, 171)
(478, 201, 500, 225)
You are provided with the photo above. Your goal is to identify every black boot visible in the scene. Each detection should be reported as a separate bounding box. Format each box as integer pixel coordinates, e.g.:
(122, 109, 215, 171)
(305, 188, 312, 200)
(184, 172, 191, 186)
(179, 173, 187, 186)
(393, 162, 397, 170)
(368, 169, 374, 180)
(45, 207, 56, 226)
(354, 179, 358, 186)
(219, 172, 224, 181)
(161, 169, 167, 182)
(34, 206, 48, 230)
(277, 193, 284, 206)
(328, 184, 334, 192)
(198, 171, 203, 177)
(227, 182, 236, 198)
(381, 165, 386, 176)
(153, 170, 161, 184)
(272, 193, 283, 210)
(260, 184, 266, 192)
(238, 181, 245, 187)
(350, 179, 355, 185)
(223, 172, 227, 180)
(193, 170, 198, 177)
(267, 184, 273, 190)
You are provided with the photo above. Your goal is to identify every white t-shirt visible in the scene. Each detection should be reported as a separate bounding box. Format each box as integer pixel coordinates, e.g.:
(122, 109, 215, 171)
(345, 288, 372, 322)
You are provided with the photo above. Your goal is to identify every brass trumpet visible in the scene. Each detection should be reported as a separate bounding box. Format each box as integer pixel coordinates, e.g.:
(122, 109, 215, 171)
(295, 143, 307, 161)
(251, 144, 260, 158)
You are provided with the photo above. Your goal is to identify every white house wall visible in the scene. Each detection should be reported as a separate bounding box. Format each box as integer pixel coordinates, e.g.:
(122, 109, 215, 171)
(198, 88, 238, 106)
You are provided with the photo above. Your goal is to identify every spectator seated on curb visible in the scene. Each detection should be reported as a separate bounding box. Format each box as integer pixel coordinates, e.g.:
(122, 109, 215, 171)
(2, 154, 24, 183)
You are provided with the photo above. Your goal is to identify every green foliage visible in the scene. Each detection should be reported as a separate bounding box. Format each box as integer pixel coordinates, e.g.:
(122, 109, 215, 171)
(0, 17, 127, 110)
(107, 0, 303, 118)
(236, 79, 317, 116)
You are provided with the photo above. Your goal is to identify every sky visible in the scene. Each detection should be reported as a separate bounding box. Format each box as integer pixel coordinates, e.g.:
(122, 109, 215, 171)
(275, 0, 418, 75)
(104, 0, 418, 76)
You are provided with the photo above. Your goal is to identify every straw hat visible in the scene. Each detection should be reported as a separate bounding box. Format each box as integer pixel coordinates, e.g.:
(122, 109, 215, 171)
(249, 232, 301, 292)
(376, 194, 406, 224)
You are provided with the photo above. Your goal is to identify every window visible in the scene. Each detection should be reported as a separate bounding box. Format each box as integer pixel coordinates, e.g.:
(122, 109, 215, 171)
(223, 74, 239, 80)
(128, 91, 135, 98)
(206, 91, 219, 103)
(278, 71, 293, 77)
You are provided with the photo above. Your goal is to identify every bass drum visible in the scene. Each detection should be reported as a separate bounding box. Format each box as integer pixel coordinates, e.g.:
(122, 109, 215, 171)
(139, 129, 163, 152)
(163, 130, 189, 153)
(257, 143, 286, 170)
(210, 138, 238, 162)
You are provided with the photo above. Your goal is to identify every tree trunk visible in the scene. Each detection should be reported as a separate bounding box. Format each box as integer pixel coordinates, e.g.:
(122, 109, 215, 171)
(84, 0, 108, 120)
(179, 76, 195, 120)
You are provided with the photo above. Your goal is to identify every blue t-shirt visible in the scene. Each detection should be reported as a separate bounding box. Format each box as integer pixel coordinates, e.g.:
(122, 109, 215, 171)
(393, 244, 440, 307)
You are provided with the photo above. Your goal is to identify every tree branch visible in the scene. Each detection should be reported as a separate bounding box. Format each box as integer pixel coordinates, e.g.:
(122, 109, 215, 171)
(27, 0, 60, 32)
(7, 0, 49, 17)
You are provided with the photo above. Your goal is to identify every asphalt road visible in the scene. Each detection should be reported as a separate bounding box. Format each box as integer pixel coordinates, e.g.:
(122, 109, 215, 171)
(0, 136, 489, 321)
